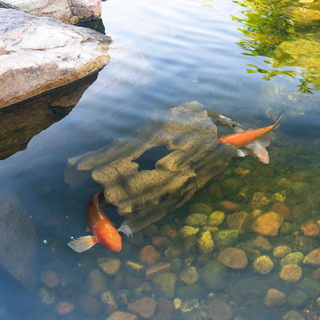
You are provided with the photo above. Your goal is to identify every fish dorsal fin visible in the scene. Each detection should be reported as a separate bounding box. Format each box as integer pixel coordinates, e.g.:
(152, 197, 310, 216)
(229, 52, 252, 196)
(117, 225, 133, 238)
(214, 120, 228, 127)
(207, 110, 220, 118)
(67, 236, 98, 253)
(233, 126, 245, 133)
(274, 111, 284, 130)
(259, 135, 272, 147)
(85, 226, 90, 232)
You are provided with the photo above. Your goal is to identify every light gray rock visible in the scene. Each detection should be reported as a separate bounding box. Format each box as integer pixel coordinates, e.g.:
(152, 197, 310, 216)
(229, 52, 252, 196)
(65, 102, 235, 232)
(0, 0, 101, 24)
(0, 9, 111, 108)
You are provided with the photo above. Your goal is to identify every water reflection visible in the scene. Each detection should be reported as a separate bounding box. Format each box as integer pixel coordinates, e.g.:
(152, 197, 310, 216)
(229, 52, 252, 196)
(233, 0, 320, 92)
(0, 72, 98, 160)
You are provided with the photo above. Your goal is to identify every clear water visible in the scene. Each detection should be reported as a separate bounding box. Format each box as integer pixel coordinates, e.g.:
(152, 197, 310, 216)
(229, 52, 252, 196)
(1, 0, 320, 319)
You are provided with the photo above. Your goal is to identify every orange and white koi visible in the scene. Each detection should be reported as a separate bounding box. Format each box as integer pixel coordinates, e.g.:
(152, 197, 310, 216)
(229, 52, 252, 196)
(217, 111, 284, 149)
(207, 110, 272, 164)
(68, 192, 133, 253)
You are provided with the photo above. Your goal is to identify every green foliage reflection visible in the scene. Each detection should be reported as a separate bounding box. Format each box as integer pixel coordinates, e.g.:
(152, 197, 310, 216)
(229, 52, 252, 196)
(233, 0, 320, 92)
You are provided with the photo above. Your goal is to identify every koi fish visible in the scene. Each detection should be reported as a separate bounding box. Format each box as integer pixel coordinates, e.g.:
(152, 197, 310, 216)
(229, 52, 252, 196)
(216, 111, 283, 150)
(207, 110, 272, 164)
(68, 192, 133, 253)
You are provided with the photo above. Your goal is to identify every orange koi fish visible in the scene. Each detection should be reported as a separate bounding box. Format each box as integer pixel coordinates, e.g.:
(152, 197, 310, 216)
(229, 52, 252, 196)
(68, 192, 133, 253)
(217, 111, 284, 148)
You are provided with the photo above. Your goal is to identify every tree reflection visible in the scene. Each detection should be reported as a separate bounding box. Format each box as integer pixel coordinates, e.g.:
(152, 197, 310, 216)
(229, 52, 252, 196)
(233, 0, 320, 92)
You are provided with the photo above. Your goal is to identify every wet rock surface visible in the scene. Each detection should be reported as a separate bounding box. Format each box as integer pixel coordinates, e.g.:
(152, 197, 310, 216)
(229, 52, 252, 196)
(0, 9, 111, 108)
(0, 0, 101, 24)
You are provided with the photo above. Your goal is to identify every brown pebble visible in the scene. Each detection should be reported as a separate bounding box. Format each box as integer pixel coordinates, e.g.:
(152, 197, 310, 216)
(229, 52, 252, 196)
(160, 225, 177, 239)
(125, 274, 144, 289)
(127, 297, 157, 319)
(145, 263, 171, 280)
(41, 271, 59, 288)
(138, 245, 160, 266)
(279, 264, 302, 282)
(269, 203, 292, 221)
(151, 236, 170, 251)
(55, 301, 75, 315)
(220, 201, 239, 213)
(313, 268, 320, 280)
(301, 220, 319, 238)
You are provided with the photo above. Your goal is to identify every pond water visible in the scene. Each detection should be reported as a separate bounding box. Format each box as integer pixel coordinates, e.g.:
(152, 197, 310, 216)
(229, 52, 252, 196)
(1, 0, 320, 319)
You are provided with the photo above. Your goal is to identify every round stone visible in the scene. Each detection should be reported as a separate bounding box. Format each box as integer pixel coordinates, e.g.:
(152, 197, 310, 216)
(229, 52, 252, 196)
(253, 255, 274, 275)
(279, 264, 302, 282)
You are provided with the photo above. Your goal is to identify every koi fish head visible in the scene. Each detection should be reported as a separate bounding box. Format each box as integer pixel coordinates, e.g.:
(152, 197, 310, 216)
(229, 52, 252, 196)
(248, 146, 269, 164)
(99, 230, 123, 252)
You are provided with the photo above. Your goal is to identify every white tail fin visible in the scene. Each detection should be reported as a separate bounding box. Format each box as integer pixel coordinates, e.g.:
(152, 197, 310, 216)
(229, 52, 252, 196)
(67, 236, 98, 253)
(117, 225, 133, 238)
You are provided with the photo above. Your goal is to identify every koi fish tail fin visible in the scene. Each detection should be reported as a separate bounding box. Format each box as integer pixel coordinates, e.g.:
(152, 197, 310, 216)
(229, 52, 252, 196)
(274, 111, 284, 130)
(67, 235, 98, 253)
(117, 225, 133, 238)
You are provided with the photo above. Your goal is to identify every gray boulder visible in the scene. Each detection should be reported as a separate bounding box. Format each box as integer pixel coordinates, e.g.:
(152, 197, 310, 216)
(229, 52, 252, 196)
(0, 0, 101, 24)
(0, 8, 111, 108)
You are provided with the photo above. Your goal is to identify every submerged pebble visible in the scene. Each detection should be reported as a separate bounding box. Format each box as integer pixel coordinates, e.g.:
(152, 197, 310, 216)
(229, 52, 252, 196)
(39, 287, 56, 305)
(303, 249, 320, 267)
(207, 299, 233, 320)
(226, 211, 249, 234)
(98, 257, 121, 275)
(249, 192, 270, 209)
(152, 272, 177, 298)
(269, 203, 292, 221)
(107, 311, 137, 320)
(279, 264, 302, 282)
(220, 201, 239, 213)
(282, 310, 305, 320)
(138, 245, 160, 266)
(126, 261, 145, 273)
(41, 271, 59, 288)
(101, 291, 118, 314)
(252, 212, 284, 236)
(198, 231, 214, 254)
(300, 220, 319, 238)
(179, 266, 199, 285)
(185, 213, 207, 226)
(189, 203, 212, 215)
(208, 211, 225, 227)
(87, 269, 108, 296)
(146, 262, 171, 280)
(280, 252, 304, 266)
(213, 230, 239, 249)
(55, 301, 75, 315)
(218, 247, 248, 269)
(179, 226, 200, 238)
(273, 246, 292, 258)
(264, 289, 286, 307)
(253, 255, 274, 275)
